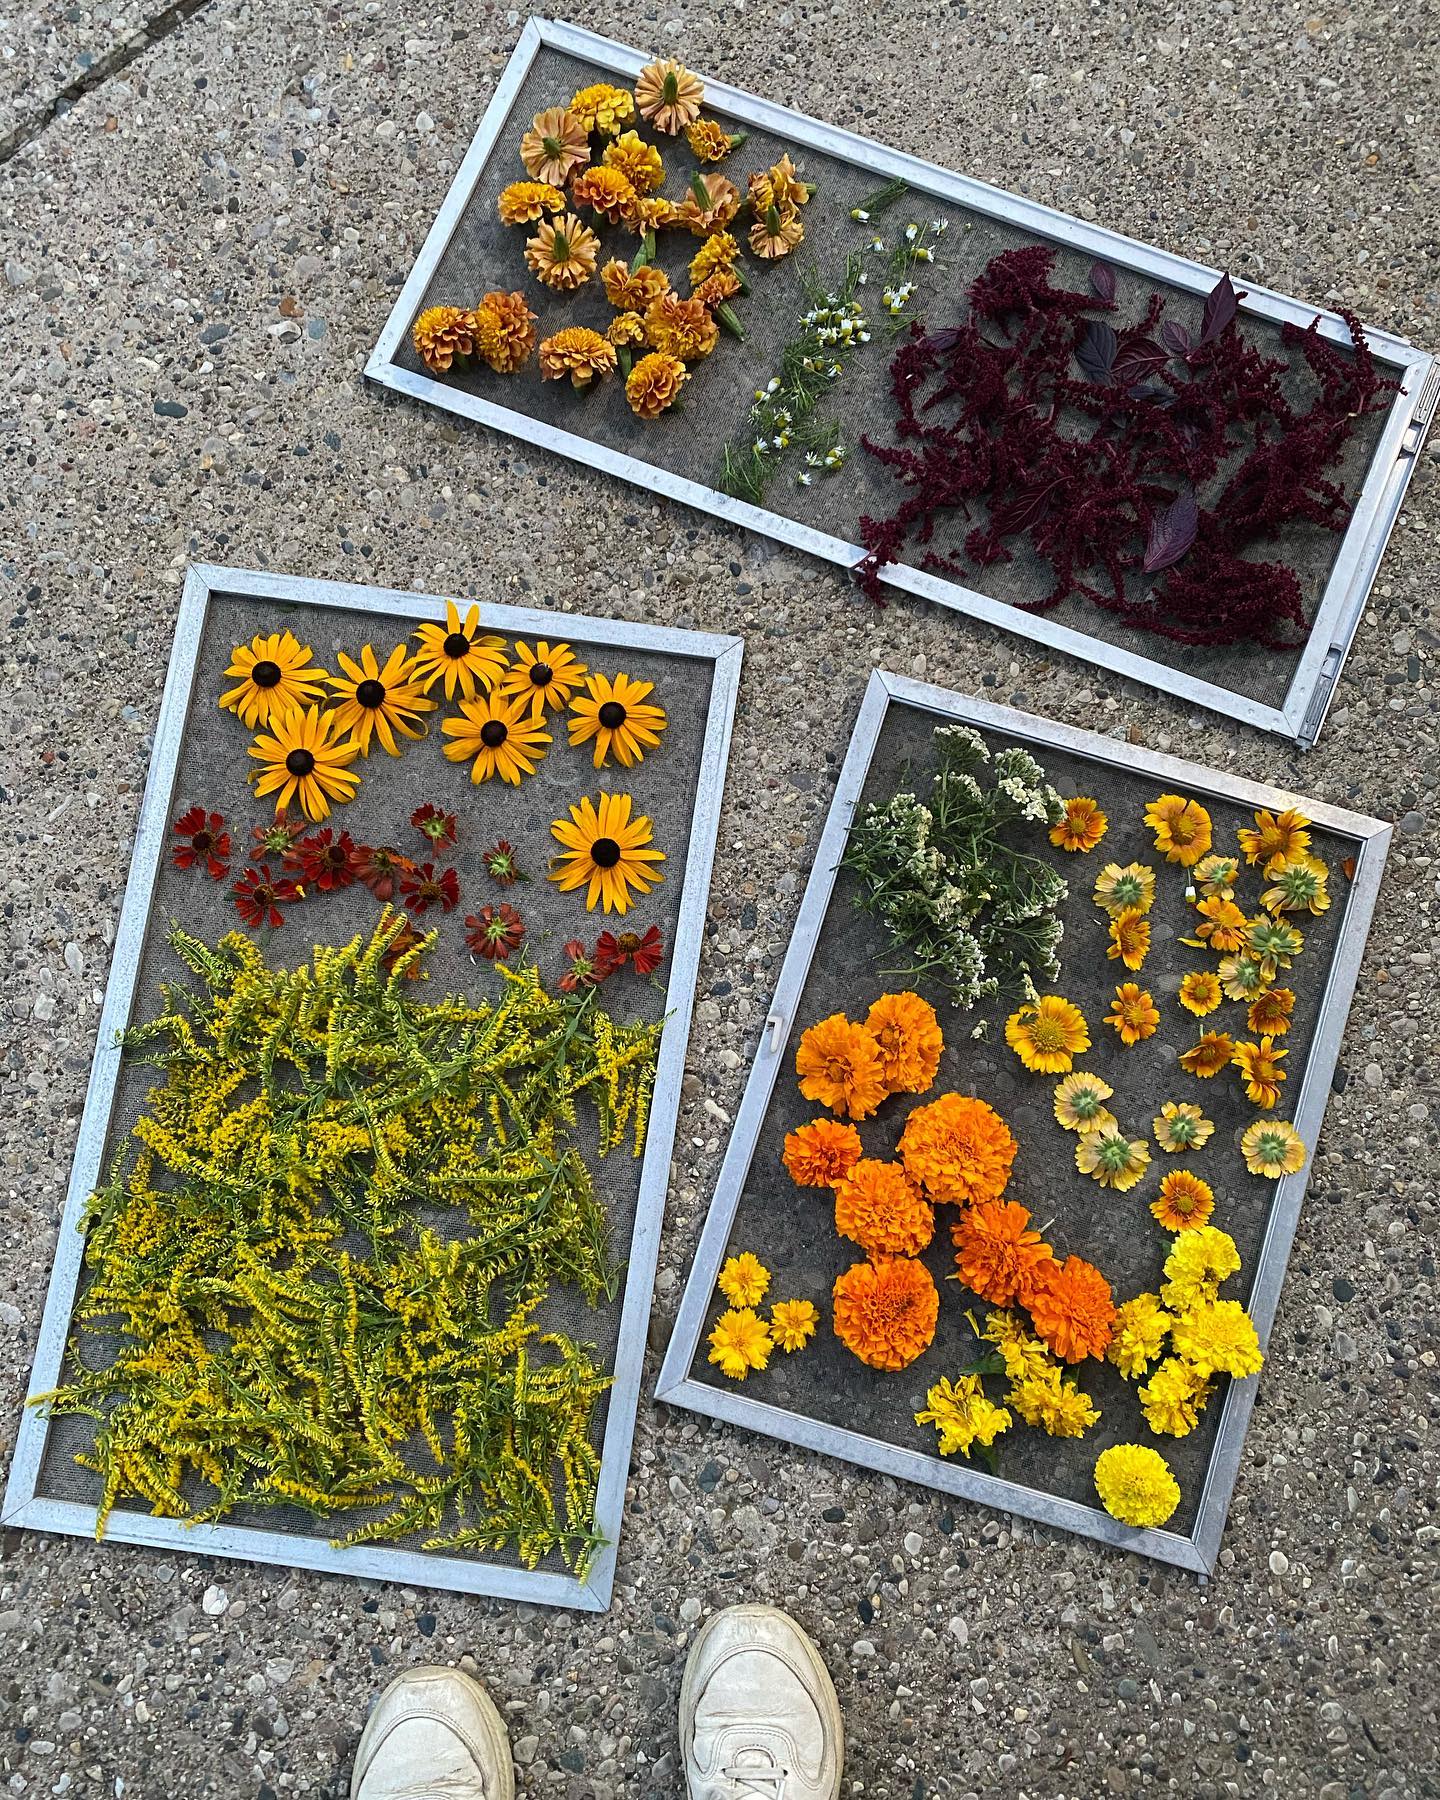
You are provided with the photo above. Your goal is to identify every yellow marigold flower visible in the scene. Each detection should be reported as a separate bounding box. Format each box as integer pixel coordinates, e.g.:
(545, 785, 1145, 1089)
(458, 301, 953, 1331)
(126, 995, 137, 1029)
(865, 991, 943, 1096)
(1093, 862, 1155, 918)
(524, 213, 601, 290)
(1075, 1126, 1151, 1193)
(1004, 994, 1090, 1074)
(635, 59, 704, 133)
(1262, 853, 1330, 917)
(625, 194, 678, 235)
(1232, 1037, 1287, 1109)
(606, 312, 648, 348)
(1179, 1030, 1235, 1078)
(1107, 1294, 1173, 1380)
(693, 269, 741, 307)
(915, 1375, 1011, 1459)
(411, 304, 473, 373)
(1007, 1365, 1099, 1438)
(675, 173, 741, 237)
(519, 106, 589, 185)
(763, 155, 811, 210)
(982, 1310, 1054, 1385)
(898, 1093, 1017, 1208)
(603, 129, 665, 194)
(1050, 795, 1108, 853)
(1192, 852, 1241, 898)
(571, 163, 638, 226)
(1160, 1226, 1241, 1312)
(472, 289, 538, 374)
(1150, 1169, 1215, 1233)
(770, 1299, 819, 1353)
(781, 1118, 863, 1189)
(568, 82, 635, 136)
(689, 232, 740, 286)
(219, 629, 329, 730)
(496, 180, 565, 225)
(1178, 970, 1222, 1018)
(538, 325, 618, 389)
(1186, 895, 1248, 954)
(1094, 1444, 1180, 1528)
(1151, 1102, 1213, 1155)
(1107, 908, 1151, 972)
(1052, 1071, 1116, 1134)
(548, 791, 664, 915)
(567, 670, 667, 768)
(1104, 983, 1159, 1047)
(686, 117, 735, 163)
(1140, 1356, 1211, 1437)
(707, 1307, 771, 1380)
(832, 1256, 938, 1371)
(626, 350, 689, 419)
(1241, 1118, 1306, 1179)
(749, 201, 804, 259)
(794, 1013, 887, 1121)
(718, 1252, 770, 1308)
(601, 259, 671, 311)
(835, 1159, 934, 1259)
(1144, 793, 1213, 866)
(644, 290, 720, 361)
(1247, 987, 1295, 1038)
(1239, 805, 1311, 871)
(1171, 1298, 1264, 1378)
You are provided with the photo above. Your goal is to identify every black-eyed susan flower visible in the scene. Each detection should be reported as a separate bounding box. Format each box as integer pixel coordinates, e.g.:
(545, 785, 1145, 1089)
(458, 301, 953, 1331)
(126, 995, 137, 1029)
(567, 671, 668, 768)
(1232, 1037, 1286, 1109)
(1152, 1102, 1214, 1155)
(1150, 1169, 1215, 1232)
(1004, 995, 1090, 1074)
(497, 639, 588, 715)
(1053, 1072, 1116, 1134)
(1238, 805, 1311, 871)
(770, 1299, 819, 1353)
(1262, 853, 1330, 916)
(1179, 1031, 1235, 1079)
(1247, 987, 1296, 1038)
(441, 691, 551, 785)
(1050, 796, 1107, 853)
(1075, 1126, 1151, 1192)
(718, 1252, 770, 1308)
(327, 645, 435, 756)
(1093, 862, 1155, 918)
(411, 601, 509, 700)
(171, 806, 231, 879)
(1241, 1118, 1306, 1179)
(1178, 970, 1223, 1017)
(219, 630, 329, 730)
(1144, 793, 1213, 867)
(1104, 983, 1160, 1047)
(1107, 908, 1151, 972)
(707, 1308, 771, 1380)
(249, 704, 362, 822)
(635, 58, 704, 134)
(550, 792, 664, 915)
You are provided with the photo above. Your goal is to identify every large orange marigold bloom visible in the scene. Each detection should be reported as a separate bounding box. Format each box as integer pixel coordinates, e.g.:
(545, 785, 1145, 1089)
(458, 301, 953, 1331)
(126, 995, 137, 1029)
(832, 1257, 939, 1372)
(781, 1118, 863, 1189)
(951, 1200, 1056, 1308)
(898, 1092, 1017, 1208)
(794, 1013, 887, 1120)
(834, 1160, 935, 1258)
(1026, 1255, 1117, 1364)
(865, 991, 943, 1096)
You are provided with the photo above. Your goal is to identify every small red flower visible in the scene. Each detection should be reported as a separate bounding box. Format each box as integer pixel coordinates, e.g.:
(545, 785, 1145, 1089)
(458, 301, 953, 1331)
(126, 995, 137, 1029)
(595, 925, 665, 977)
(284, 829, 359, 891)
(231, 863, 302, 929)
(252, 812, 304, 858)
(465, 904, 526, 961)
(381, 918, 428, 980)
(171, 806, 231, 880)
(399, 862, 460, 915)
(558, 938, 608, 991)
(349, 844, 415, 901)
(482, 839, 526, 886)
(412, 803, 459, 850)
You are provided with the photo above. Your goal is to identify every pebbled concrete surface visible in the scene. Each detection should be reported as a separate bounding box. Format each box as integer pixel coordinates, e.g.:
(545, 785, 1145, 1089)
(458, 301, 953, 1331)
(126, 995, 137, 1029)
(1, 2, 1436, 1795)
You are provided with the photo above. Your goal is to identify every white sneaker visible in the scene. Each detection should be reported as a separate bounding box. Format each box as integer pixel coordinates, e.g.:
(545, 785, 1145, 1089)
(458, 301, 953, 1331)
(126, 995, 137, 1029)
(680, 1604, 843, 1799)
(350, 1665, 515, 1800)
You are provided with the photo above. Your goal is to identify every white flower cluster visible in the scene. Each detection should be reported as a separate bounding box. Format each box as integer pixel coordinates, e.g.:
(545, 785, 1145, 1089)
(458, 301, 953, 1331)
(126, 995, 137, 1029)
(870, 216, 950, 318)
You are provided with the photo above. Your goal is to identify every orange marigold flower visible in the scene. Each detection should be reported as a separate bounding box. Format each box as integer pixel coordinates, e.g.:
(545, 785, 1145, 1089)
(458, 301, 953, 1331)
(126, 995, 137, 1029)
(749, 201, 804, 259)
(1232, 1037, 1287, 1109)
(795, 1013, 888, 1121)
(782, 1118, 863, 1189)
(1144, 793, 1213, 867)
(601, 260, 671, 311)
(635, 58, 705, 134)
(1104, 982, 1160, 1047)
(1150, 1170, 1215, 1232)
(693, 268, 742, 307)
(898, 1093, 1018, 1208)
(606, 311, 647, 348)
(1026, 1255, 1117, 1363)
(603, 130, 665, 195)
(951, 1200, 1056, 1308)
(524, 213, 601, 290)
(472, 290, 538, 374)
(1180, 1030, 1236, 1078)
(864, 991, 943, 1096)
(625, 351, 689, 419)
(570, 163, 638, 225)
(644, 290, 720, 361)
(1238, 805, 1311, 871)
(411, 305, 473, 373)
(1107, 907, 1151, 972)
(834, 1160, 935, 1259)
(1247, 987, 1296, 1037)
(686, 118, 735, 162)
(496, 180, 565, 225)
(832, 1257, 939, 1372)
(676, 173, 742, 236)
(1050, 796, 1108, 853)
(537, 326, 617, 389)
(519, 106, 589, 186)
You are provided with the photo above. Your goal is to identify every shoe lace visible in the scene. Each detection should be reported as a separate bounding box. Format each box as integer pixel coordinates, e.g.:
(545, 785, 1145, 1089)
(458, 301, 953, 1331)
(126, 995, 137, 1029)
(720, 1761, 788, 1798)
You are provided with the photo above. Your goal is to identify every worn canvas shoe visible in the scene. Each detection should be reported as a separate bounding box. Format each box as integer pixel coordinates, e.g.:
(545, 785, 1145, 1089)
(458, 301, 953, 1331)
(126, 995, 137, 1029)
(351, 1665, 515, 1800)
(680, 1604, 843, 1799)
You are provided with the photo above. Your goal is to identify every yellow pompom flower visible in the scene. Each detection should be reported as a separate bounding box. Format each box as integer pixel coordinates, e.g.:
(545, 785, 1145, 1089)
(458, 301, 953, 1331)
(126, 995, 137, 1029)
(496, 180, 566, 225)
(718, 1252, 770, 1308)
(1144, 793, 1213, 866)
(1139, 1357, 1212, 1437)
(1075, 1127, 1151, 1193)
(1152, 1102, 1214, 1155)
(1107, 908, 1151, 971)
(770, 1299, 819, 1353)
(1094, 1444, 1181, 1528)
(411, 304, 473, 374)
(1240, 1118, 1306, 1179)
(570, 163, 638, 226)
(472, 290, 538, 374)
(644, 291, 720, 362)
(1160, 1227, 1241, 1312)
(1052, 1072, 1116, 1134)
(1050, 795, 1108, 853)
(915, 1375, 1011, 1459)
(626, 350, 689, 419)
(982, 1310, 1054, 1385)
(1093, 862, 1155, 918)
(1104, 983, 1160, 1047)
(1004, 995, 1090, 1074)
(686, 118, 735, 163)
(707, 1308, 772, 1380)
(1107, 1294, 1173, 1380)
(1171, 1299, 1264, 1378)
(689, 232, 740, 286)
(1007, 1365, 1100, 1438)
(568, 82, 635, 135)
(1178, 970, 1223, 1017)
(603, 130, 665, 194)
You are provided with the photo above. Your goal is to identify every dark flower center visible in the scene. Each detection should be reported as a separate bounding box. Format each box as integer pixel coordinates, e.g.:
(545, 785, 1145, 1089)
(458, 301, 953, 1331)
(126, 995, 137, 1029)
(443, 632, 471, 659)
(192, 830, 213, 851)
(598, 700, 627, 729)
(251, 659, 282, 689)
(480, 720, 508, 748)
(285, 749, 316, 776)
(591, 836, 622, 869)
(322, 846, 345, 868)
(529, 662, 554, 687)
(356, 678, 387, 709)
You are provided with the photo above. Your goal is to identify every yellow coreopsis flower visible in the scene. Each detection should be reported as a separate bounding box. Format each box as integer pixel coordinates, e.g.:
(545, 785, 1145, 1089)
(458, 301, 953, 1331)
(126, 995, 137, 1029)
(770, 1299, 819, 1353)
(718, 1252, 771, 1308)
(707, 1308, 772, 1380)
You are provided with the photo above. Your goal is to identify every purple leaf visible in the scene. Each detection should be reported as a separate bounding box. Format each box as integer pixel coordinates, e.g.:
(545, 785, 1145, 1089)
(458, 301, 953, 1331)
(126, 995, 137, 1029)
(1089, 261, 1117, 306)
(1113, 336, 1170, 385)
(1075, 320, 1118, 384)
(1160, 320, 1192, 358)
(1143, 491, 1198, 574)
(1199, 272, 1239, 346)
(992, 479, 1064, 536)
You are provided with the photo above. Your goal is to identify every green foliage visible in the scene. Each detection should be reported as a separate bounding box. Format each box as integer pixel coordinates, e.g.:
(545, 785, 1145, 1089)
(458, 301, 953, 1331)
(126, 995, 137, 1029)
(40, 911, 662, 1575)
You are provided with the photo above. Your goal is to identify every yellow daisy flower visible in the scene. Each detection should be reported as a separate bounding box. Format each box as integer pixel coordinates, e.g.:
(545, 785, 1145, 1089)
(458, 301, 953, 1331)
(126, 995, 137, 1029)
(1050, 796, 1108, 853)
(410, 601, 509, 699)
(1152, 1102, 1214, 1154)
(1262, 854, 1330, 917)
(326, 644, 435, 755)
(1191, 853, 1241, 899)
(1107, 908, 1151, 971)
(770, 1299, 819, 1353)
(497, 639, 588, 715)
(1093, 862, 1156, 918)
(441, 691, 551, 785)
(1247, 988, 1296, 1038)
(219, 630, 329, 730)
(247, 703, 362, 822)
(1238, 805, 1311, 871)
(567, 671, 668, 768)
(1178, 970, 1223, 1017)
(1179, 1031, 1236, 1079)
(1218, 954, 1268, 1002)
(718, 1252, 770, 1308)
(1052, 1072, 1116, 1134)
(1232, 1037, 1287, 1109)
(1144, 793, 1213, 867)
(549, 791, 665, 915)
(1150, 1170, 1215, 1232)
(1104, 983, 1160, 1047)
(1185, 895, 1248, 954)
(1004, 995, 1090, 1074)
(707, 1308, 771, 1380)
(1075, 1126, 1151, 1193)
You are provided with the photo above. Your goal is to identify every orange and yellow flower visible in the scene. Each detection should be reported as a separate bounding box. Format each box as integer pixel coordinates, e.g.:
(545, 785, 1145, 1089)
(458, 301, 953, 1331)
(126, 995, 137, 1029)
(1186, 895, 1248, 954)
(496, 180, 565, 225)
(832, 1257, 938, 1372)
(1238, 805, 1311, 871)
(781, 1118, 863, 1189)
(1052, 1072, 1116, 1134)
(1107, 908, 1151, 972)
(898, 1093, 1018, 1208)
(1050, 796, 1108, 853)
(519, 106, 589, 185)
(1179, 1031, 1236, 1079)
(524, 214, 601, 290)
(1105, 983, 1160, 1047)
(1075, 1127, 1151, 1193)
(635, 60, 705, 134)
(1152, 1102, 1214, 1154)
(248, 704, 361, 822)
(603, 130, 665, 195)
(865, 992, 944, 1096)
(1232, 1037, 1287, 1109)
(625, 351, 689, 419)
(1026, 1256, 1116, 1363)
(411, 305, 473, 374)
(472, 290, 538, 374)
(1093, 862, 1156, 918)
(951, 1200, 1055, 1308)
(1150, 1170, 1215, 1232)
(1144, 793, 1213, 867)
(794, 1014, 888, 1121)
(1247, 987, 1296, 1037)
(834, 1160, 935, 1259)
(601, 259, 671, 311)
(1240, 1118, 1306, 1179)
(326, 644, 435, 756)
(1178, 970, 1223, 1017)
(538, 325, 618, 387)
(441, 691, 551, 785)
(1004, 995, 1090, 1074)
(548, 791, 664, 915)
(567, 82, 635, 136)
(570, 163, 638, 226)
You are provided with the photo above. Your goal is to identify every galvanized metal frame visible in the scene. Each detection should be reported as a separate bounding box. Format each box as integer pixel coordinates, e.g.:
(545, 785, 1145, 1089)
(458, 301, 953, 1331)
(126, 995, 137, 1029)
(656, 670, 1391, 1575)
(364, 15, 1437, 749)
(3, 563, 744, 1613)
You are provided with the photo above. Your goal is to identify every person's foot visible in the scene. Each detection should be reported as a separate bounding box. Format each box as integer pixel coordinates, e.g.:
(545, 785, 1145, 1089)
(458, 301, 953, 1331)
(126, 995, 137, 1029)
(680, 1604, 843, 1799)
(351, 1665, 515, 1800)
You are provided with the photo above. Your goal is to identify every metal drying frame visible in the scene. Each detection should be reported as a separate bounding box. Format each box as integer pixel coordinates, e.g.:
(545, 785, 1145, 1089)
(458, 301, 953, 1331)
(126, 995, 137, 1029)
(364, 15, 1438, 749)
(655, 669, 1391, 1575)
(2, 563, 744, 1613)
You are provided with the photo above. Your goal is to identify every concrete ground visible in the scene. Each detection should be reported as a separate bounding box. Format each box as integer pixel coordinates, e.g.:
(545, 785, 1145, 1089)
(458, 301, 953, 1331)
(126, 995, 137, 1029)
(2, 1, 1437, 1794)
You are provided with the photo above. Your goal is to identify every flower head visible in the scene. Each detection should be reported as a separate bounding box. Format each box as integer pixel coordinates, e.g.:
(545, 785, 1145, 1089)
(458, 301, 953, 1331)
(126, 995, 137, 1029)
(231, 863, 302, 930)
(626, 350, 689, 419)
(482, 840, 525, 886)
(770, 1299, 819, 1353)
(1152, 1102, 1214, 1154)
(603, 130, 665, 194)
(1151, 1169, 1215, 1233)
(570, 163, 638, 227)
(410, 304, 473, 373)
(794, 1013, 887, 1121)
(864, 991, 943, 1096)
(471, 290, 538, 374)
(707, 1308, 771, 1380)
(1179, 1030, 1235, 1079)
(464, 903, 525, 962)
(539, 325, 618, 388)
(1187, 895, 1248, 953)
(1104, 983, 1159, 1047)
(252, 813, 303, 858)
(441, 691, 551, 785)
(1245, 916, 1304, 981)
(1005, 995, 1090, 1074)
(1139, 1357, 1212, 1437)
(1160, 1227, 1240, 1312)
(1247, 987, 1296, 1038)
(898, 1093, 1018, 1207)
(497, 639, 588, 714)
(1053, 1072, 1116, 1134)
(1238, 805, 1311, 871)
(1050, 796, 1108, 853)
(524, 214, 601, 290)
(1107, 908, 1151, 972)
(519, 106, 588, 185)
(411, 803, 458, 850)
(686, 118, 735, 163)
(549, 792, 664, 915)
(284, 828, 358, 892)
(689, 233, 740, 286)
(758, 154, 811, 211)
(595, 926, 665, 977)
(568, 82, 635, 136)
(1094, 1444, 1180, 1528)
(635, 59, 705, 134)
(496, 180, 565, 225)
(398, 862, 460, 916)
(676, 173, 742, 237)
(607, 311, 648, 348)
(1262, 854, 1330, 917)
(1178, 970, 1223, 1017)
(1075, 1127, 1151, 1193)
(1007, 1364, 1100, 1437)
(1093, 862, 1155, 918)
(718, 1253, 771, 1309)
(1241, 1118, 1306, 1179)
(782, 1118, 864, 1189)
(1218, 953, 1269, 1002)
(1232, 1037, 1287, 1109)
(348, 844, 414, 901)
(1026, 1256, 1116, 1363)
(1192, 853, 1241, 898)
(568, 671, 668, 768)
(915, 1375, 1011, 1459)
(327, 644, 434, 756)
(982, 1310, 1054, 1385)
(749, 201, 804, 260)
(601, 259, 671, 311)
(951, 1200, 1054, 1308)
(834, 1160, 934, 1258)
(832, 1257, 939, 1371)
(380, 918, 429, 981)
(1171, 1298, 1263, 1378)
(1144, 793, 1213, 867)
(219, 630, 329, 730)
(1107, 1294, 1173, 1380)
(248, 704, 362, 822)
(644, 291, 720, 362)
(410, 600, 508, 700)
(171, 806, 230, 879)
(557, 938, 606, 991)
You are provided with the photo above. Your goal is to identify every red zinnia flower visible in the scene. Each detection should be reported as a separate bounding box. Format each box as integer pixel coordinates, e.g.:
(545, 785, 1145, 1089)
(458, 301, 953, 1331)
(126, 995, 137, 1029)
(558, 938, 608, 991)
(284, 829, 359, 891)
(411, 803, 459, 850)
(171, 806, 231, 880)
(595, 925, 665, 977)
(348, 844, 415, 901)
(482, 839, 526, 886)
(381, 918, 428, 979)
(465, 904, 525, 961)
(398, 862, 460, 915)
(231, 863, 302, 929)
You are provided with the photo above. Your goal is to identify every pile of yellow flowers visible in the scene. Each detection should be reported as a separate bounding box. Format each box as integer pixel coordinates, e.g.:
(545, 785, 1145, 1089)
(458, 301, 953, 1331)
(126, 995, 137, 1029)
(706, 1252, 819, 1378)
